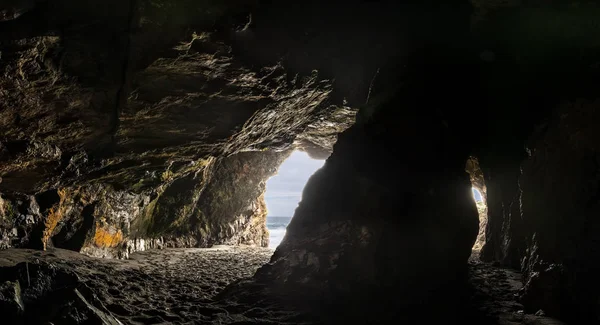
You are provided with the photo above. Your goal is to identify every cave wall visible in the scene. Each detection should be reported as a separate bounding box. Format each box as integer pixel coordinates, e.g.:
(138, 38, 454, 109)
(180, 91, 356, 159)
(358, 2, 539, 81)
(225, 2, 485, 321)
(132, 150, 290, 249)
(472, 1, 600, 321)
(2, 0, 600, 322)
(251, 81, 481, 321)
(0, 185, 149, 257)
(480, 99, 600, 321)
(222, 1, 600, 322)
(0, 0, 354, 256)
(0, 150, 288, 257)
(466, 157, 488, 252)
(519, 100, 600, 320)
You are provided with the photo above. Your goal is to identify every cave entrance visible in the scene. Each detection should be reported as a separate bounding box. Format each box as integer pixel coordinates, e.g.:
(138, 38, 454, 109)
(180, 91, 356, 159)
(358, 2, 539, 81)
(465, 156, 488, 254)
(264, 150, 326, 248)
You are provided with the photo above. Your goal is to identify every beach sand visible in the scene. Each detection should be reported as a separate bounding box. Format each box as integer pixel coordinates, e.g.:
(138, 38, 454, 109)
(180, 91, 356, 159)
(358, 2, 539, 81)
(0, 246, 565, 325)
(0, 245, 308, 325)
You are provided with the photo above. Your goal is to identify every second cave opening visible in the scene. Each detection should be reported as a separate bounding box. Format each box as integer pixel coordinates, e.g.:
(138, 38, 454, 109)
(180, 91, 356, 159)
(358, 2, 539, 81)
(466, 156, 488, 254)
(264, 150, 326, 248)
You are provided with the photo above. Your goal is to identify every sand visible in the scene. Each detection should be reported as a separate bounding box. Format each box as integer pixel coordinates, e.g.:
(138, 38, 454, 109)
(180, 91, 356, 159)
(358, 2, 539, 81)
(0, 245, 308, 325)
(0, 246, 566, 325)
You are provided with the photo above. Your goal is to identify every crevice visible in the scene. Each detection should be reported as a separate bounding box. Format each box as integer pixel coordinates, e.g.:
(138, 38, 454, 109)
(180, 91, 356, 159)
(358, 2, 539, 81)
(52, 203, 96, 252)
(99, 0, 138, 158)
(466, 156, 488, 256)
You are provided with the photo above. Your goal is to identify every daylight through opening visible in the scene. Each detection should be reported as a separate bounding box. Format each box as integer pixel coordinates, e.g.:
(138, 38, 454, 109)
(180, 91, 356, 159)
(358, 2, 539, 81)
(264, 151, 326, 248)
(465, 156, 488, 254)
(472, 188, 483, 203)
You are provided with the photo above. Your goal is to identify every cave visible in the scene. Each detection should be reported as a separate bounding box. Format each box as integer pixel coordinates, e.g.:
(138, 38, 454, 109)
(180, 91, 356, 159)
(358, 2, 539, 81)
(1, 0, 599, 324)
(264, 150, 326, 249)
(466, 156, 488, 254)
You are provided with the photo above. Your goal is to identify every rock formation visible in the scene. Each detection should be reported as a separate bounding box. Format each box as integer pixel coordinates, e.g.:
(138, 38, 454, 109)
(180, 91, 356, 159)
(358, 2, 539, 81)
(0, 0, 355, 258)
(473, 2, 600, 323)
(466, 156, 488, 252)
(0, 0, 599, 323)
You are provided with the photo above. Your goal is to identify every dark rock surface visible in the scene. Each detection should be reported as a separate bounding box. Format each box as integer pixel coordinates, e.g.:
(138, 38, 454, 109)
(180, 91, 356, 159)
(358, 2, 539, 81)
(472, 2, 600, 323)
(0, 259, 125, 324)
(245, 68, 482, 322)
(517, 100, 600, 322)
(0, 279, 24, 319)
(0, 0, 599, 323)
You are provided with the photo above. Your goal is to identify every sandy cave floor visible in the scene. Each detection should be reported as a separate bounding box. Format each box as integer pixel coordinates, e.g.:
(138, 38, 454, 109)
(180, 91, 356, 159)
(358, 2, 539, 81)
(0, 247, 566, 325)
(0, 246, 307, 325)
(467, 253, 565, 325)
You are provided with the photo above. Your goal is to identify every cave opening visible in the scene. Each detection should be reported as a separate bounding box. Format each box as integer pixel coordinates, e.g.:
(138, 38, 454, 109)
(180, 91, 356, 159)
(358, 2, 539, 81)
(264, 150, 326, 248)
(466, 156, 488, 254)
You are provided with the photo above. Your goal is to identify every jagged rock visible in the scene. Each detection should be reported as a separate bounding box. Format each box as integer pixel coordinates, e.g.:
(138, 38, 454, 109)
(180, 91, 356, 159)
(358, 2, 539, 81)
(0, 280, 24, 319)
(0, 0, 35, 22)
(0, 261, 123, 324)
(466, 157, 488, 252)
(0, 0, 355, 255)
(71, 288, 123, 325)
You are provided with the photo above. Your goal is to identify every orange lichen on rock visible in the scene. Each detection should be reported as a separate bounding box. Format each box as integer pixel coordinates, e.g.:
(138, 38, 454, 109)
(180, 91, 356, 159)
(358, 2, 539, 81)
(42, 207, 63, 250)
(42, 188, 68, 250)
(93, 224, 123, 248)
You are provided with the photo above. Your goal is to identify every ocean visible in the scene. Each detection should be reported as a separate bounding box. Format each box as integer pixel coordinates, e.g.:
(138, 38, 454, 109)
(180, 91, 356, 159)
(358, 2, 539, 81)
(267, 216, 292, 248)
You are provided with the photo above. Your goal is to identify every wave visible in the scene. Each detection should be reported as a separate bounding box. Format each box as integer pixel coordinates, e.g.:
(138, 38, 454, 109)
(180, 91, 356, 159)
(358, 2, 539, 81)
(268, 228, 287, 248)
(267, 216, 292, 248)
(267, 217, 292, 228)
(267, 216, 292, 221)
(267, 222, 289, 229)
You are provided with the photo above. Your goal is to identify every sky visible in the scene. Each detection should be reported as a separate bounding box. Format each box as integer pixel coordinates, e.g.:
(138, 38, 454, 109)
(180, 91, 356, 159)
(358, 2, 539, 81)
(472, 188, 483, 202)
(265, 151, 326, 217)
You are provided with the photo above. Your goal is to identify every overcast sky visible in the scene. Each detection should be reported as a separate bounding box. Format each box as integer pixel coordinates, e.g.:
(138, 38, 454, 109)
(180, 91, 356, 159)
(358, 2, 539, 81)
(265, 151, 326, 217)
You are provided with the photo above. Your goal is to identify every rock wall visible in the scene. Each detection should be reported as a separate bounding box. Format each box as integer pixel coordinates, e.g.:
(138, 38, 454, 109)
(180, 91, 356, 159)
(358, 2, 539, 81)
(478, 158, 525, 267)
(480, 100, 600, 322)
(473, 2, 600, 322)
(466, 157, 488, 252)
(221, 1, 600, 322)
(248, 85, 480, 322)
(131, 151, 290, 250)
(0, 185, 149, 257)
(224, 2, 485, 320)
(2, 0, 600, 322)
(519, 100, 600, 321)
(0, 150, 289, 257)
(0, 0, 355, 256)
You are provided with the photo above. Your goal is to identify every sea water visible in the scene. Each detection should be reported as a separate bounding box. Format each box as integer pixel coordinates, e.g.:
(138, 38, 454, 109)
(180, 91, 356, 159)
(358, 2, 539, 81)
(267, 216, 292, 248)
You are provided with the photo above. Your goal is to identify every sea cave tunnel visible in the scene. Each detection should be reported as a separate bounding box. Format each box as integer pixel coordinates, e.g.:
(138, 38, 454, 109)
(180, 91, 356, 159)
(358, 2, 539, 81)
(0, 1, 599, 324)
(264, 150, 326, 249)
